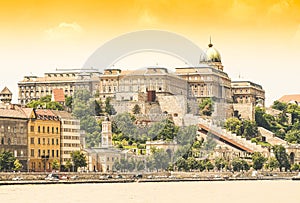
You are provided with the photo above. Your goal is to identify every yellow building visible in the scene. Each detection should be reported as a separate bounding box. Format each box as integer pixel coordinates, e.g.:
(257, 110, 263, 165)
(28, 109, 61, 172)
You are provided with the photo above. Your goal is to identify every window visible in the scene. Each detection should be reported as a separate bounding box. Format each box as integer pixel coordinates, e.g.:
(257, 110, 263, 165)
(52, 138, 54, 145)
(56, 127, 59, 134)
(47, 150, 50, 156)
(31, 149, 34, 157)
(56, 150, 59, 157)
(43, 138, 45, 145)
(47, 127, 50, 133)
(56, 139, 59, 145)
(52, 127, 54, 134)
(52, 150, 54, 157)
(38, 149, 41, 157)
(30, 137, 34, 144)
(42, 126, 45, 133)
(38, 126, 40, 133)
(38, 138, 40, 144)
(47, 138, 50, 145)
(20, 127, 24, 133)
(1, 137, 4, 144)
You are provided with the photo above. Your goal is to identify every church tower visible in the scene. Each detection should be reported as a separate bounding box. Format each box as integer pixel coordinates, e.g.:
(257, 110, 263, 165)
(101, 117, 112, 148)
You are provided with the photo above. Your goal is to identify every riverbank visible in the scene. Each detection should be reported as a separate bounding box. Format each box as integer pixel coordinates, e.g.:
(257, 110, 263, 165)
(0, 171, 297, 185)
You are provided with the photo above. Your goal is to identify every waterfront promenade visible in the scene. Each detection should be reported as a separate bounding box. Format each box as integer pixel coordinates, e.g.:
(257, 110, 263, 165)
(0, 171, 297, 185)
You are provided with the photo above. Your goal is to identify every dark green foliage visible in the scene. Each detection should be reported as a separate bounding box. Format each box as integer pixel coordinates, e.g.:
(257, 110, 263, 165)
(273, 145, 290, 172)
(252, 152, 267, 170)
(105, 97, 116, 115)
(71, 151, 87, 172)
(0, 150, 16, 171)
(94, 100, 103, 116)
(231, 158, 250, 172)
(199, 98, 213, 116)
(26, 95, 63, 110)
(225, 118, 258, 140)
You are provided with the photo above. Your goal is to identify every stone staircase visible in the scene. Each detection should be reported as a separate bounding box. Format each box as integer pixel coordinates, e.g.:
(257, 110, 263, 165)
(198, 118, 268, 154)
(258, 127, 287, 146)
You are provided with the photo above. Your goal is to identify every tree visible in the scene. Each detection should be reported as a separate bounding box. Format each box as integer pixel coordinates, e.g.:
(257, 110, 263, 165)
(136, 160, 145, 171)
(132, 104, 141, 114)
(205, 161, 214, 171)
(242, 120, 258, 140)
(231, 158, 249, 172)
(176, 125, 197, 145)
(252, 152, 266, 170)
(203, 134, 217, 151)
(187, 157, 198, 171)
(26, 95, 63, 110)
(51, 159, 60, 170)
(65, 159, 73, 172)
(273, 145, 290, 172)
(105, 97, 116, 115)
(71, 151, 87, 172)
(175, 157, 188, 171)
(151, 148, 170, 171)
(215, 157, 227, 171)
(0, 150, 16, 172)
(272, 101, 288, 111)
(14, 159, 23, 172)
(199, 98, 213, 116)
(291, 163, 300, 172)
(94, 100, 103, 116)
(65, 96, 73, 110)
(225, 117, 242, 135)
(265, 157, 279, 171)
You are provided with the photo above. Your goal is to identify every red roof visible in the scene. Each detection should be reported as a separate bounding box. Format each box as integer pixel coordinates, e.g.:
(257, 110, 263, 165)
(52, 89, 65, 102)
(278, 94, 300, 104)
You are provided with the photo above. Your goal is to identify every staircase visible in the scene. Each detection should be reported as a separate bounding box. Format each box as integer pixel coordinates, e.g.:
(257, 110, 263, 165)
(198, 118, 268, 153)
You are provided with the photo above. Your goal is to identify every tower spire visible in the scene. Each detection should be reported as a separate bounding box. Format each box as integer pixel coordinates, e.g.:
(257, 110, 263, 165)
(208, 36, 213, 47)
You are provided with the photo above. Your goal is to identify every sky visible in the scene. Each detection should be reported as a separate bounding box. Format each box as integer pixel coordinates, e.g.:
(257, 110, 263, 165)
(0, 0, 300, 106)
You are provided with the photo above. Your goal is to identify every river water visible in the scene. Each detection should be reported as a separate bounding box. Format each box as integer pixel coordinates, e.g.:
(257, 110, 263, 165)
(0, 180, 299, 203)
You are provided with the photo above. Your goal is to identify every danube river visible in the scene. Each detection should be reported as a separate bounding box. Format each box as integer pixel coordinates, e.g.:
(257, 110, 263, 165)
(1, 180, 299, 203)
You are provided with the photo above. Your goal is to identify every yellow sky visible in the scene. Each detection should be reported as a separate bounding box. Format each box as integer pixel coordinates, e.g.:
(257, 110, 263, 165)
(0, 0, 300, 104)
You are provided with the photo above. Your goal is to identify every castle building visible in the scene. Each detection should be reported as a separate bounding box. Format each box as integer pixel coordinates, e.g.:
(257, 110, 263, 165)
(116, 67, 188, 101)
(99, 69, 121, 100)
(231, 81, 265, 120)
(231, 81, 265, 106)
(18, 68, 101, 105)
(175, 42, 232, 103)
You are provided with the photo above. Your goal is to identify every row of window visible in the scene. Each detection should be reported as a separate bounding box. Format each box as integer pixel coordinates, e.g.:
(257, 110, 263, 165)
(30, 137, 59, 145)
(30, 149, 59, 158)
(0, 137, 26, 145)
(63, 135, 80, 140)
(63, 120, 80, 125)
(0, 125, 24, 133)
(63, 128, 80, 133)
(63, 143, 80, 147)
(30, 126, 59, 134)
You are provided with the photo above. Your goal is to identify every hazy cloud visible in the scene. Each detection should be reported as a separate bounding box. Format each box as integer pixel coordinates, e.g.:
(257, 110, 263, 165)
(45, 22, 83, 40)
(268, 0, 292, 15)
